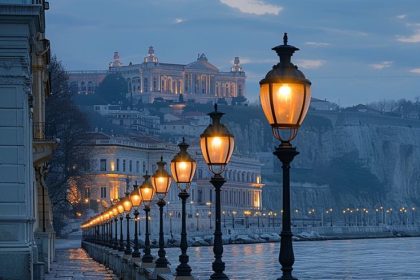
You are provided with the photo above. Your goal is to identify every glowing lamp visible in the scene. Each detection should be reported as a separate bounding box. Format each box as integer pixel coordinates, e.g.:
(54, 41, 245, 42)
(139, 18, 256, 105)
(200, 104, 234, 174)
(151, 157, 172, 199)
(139, 174, 155, 207)
(170, 138, 196, 190)
(117, 203, 124, 214)
(259, 33, 311, 142)
(122, 196, 132, 212)
(130, 182, 142, 208)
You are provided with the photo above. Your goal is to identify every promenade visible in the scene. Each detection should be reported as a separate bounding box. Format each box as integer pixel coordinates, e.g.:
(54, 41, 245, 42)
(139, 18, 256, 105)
(45, 239, 117, 280)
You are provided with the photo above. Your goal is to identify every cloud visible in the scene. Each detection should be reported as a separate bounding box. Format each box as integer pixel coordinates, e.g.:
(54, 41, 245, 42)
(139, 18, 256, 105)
(296, 59, 326, 69)
(410, 68, 420, 74)
(232, 57, 276, 64)
(396, 14, 407, 19)
(219, 0, 282, 16)
(305, 41, 330, 47)
(174, 18, 186, 24)
(397, 31, 420, 43)
(370, 61, 393, 70)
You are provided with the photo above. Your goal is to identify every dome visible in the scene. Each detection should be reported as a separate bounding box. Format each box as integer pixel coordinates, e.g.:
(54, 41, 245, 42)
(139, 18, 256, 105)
(185, 53, 219, 72)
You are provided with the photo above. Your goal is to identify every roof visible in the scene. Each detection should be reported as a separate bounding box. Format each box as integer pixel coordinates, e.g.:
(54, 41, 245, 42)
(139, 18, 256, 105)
(185, 53, 219, 72)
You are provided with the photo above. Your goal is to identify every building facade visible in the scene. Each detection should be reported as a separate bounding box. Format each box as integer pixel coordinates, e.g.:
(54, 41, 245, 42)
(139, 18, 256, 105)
(79, 133, 263, 233)
(68, 48, 246, 104)
(0, 1, 55, 279)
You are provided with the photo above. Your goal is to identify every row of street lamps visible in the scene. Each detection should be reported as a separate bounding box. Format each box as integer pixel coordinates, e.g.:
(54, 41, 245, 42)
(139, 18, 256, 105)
(82, 104, 235, 279)
(82, 33, 311, 280)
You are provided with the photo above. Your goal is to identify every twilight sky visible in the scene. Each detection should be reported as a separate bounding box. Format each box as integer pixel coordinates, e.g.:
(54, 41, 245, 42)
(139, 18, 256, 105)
(47, 0, 420, 106)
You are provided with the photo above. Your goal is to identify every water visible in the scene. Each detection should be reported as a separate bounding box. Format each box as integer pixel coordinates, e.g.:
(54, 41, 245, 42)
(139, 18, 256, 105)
(157, 237, 420, 280)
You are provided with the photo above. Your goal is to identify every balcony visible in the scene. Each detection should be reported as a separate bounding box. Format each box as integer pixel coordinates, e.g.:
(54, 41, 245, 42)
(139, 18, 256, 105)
(33, 122, 57, 165)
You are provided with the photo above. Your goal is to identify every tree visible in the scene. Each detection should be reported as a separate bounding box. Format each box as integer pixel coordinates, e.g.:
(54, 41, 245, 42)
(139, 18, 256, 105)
(45, 56, 93, 234)
(95, 73, 128, 105)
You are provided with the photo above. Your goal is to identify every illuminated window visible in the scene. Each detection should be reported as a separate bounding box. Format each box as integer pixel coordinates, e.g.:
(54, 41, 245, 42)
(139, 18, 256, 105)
(100, 159, 107, 171)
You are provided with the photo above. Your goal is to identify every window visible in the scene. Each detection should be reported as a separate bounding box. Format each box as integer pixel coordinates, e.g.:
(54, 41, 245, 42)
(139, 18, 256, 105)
(153, 77, 157, 91)
(142, 162, 146, 173)
(136, 161, 139, 173)
(123, 160, 126, 172)
(100, 159, 107, 171)
(209, 189, 213, 202)
(129, 160, 132, 172)
(116, 159, 120, 171)
(144, 78, 148, 92)
(100, 187, 107, 198)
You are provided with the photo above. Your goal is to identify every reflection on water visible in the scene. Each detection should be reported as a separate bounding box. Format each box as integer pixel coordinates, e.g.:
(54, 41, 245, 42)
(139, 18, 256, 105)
(159, 237, 420, 280)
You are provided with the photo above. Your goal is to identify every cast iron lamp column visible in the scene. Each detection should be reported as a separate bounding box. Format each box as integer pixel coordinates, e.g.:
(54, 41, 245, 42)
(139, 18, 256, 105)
(200, 104, 235, 280)
(171, 138, 197, 277)
(139, 173, 155, 263)
(259, 33, 312, 280)
(122, 187, 133, 255)
(130, 182, 143, 258)
(151, 157, 172, 268)
(117, 202, 125, 251)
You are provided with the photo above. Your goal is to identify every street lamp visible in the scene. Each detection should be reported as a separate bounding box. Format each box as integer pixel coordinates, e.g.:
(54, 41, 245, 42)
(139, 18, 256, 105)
(259, 33, 311, 280)
(200, 104, 235, 280)
(152, 157, 172, 269)
(122, 190, 133, 255)
(232, 211, 237, 229)
(196, 212, 200, 231)
(139, 173, 155, 263)
(112, 206, 119, 249)
(117, 202, 125, 251)
(130, 182, 142, 258)
(171, 138, 196, 278)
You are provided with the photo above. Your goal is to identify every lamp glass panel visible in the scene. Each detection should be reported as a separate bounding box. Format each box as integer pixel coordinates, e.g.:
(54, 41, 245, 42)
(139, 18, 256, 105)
(200, 136, 234, 165)
(140, 185, 154, 202)
(271, 83, 305, 126)
(122, 198, 132, 212)
(298, 84, 311, 125)
(153, 175, 171, 195)
(117, 204, 124, 214)
(130, 190, 142, 207)
(260, 83, 274, 124)
(171, 161, 196, 183)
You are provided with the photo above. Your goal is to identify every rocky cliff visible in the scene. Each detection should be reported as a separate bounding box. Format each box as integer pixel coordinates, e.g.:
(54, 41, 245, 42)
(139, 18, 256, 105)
(225, 106, 420, 211)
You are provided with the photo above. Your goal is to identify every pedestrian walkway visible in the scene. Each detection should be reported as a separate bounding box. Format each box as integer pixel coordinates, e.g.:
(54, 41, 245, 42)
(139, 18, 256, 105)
(45, 239, 118, 279)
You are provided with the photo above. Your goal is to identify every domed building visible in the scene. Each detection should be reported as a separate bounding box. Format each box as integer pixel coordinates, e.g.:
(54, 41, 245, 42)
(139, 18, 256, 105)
(68, 47, 246, 104)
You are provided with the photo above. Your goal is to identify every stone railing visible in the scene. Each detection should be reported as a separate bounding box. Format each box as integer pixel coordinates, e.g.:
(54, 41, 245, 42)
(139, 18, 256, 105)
(82, 241, 183, 280)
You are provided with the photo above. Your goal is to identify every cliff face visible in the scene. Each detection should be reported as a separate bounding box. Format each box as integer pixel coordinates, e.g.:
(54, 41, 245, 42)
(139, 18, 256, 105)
(227, 106, 420, 209)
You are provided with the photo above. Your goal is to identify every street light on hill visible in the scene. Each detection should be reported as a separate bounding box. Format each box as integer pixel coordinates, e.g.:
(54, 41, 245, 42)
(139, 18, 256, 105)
(259, 33, 311, 280)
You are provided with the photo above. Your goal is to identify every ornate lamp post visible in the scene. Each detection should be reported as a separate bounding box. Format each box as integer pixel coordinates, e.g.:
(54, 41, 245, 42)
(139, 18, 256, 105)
(122, 191, 133, 255)
(117, 202, 125, 251)
(171, 138, 197, 278)
(151, 157, 172, 269)
(130, 182, 143, 258)
(139, 173, 155, 263)
(206, 201, 213, 230)
(200, 104, 235, 280)
(259, 33, 311, 280)
(112, 206, 119, 249)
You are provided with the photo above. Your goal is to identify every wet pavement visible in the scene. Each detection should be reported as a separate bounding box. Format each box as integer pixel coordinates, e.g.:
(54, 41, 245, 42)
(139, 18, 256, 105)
(45, 239, 118, 280)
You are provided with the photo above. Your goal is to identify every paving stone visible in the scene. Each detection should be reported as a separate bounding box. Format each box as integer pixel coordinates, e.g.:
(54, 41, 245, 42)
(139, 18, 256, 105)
(45, 247, 118, 279)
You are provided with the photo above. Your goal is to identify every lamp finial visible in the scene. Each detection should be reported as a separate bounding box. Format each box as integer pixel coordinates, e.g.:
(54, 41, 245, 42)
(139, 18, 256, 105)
(283, 33, 288, 45)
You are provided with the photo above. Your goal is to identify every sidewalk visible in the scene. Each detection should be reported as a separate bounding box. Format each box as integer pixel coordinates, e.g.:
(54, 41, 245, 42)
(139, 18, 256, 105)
(45, 239, 118, 279)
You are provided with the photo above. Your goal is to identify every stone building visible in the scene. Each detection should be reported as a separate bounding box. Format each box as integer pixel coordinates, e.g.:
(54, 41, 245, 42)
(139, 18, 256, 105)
(79, 132, 263, 233)
(68, 47, 246, 104)
(0, 1, 56, 279)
